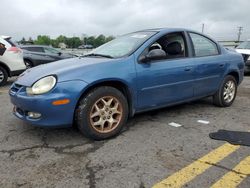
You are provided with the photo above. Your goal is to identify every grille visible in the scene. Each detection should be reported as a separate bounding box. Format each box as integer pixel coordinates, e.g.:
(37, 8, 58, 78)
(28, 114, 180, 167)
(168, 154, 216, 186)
(10, 83, 23, 95)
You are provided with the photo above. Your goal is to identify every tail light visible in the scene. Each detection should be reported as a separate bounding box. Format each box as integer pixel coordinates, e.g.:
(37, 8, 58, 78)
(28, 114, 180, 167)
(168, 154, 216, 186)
(7, 47, 22, 53)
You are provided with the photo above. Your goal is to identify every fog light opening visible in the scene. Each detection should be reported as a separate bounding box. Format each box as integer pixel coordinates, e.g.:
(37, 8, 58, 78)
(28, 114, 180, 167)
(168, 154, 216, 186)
(27, 112, 41, 119)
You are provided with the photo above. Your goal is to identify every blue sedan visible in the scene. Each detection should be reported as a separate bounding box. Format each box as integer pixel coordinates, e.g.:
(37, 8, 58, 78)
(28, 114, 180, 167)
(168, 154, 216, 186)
(9, 28, 244, 140)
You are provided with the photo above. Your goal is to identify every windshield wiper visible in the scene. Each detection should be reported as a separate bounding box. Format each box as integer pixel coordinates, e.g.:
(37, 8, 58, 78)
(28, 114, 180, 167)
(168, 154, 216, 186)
(81, 53, 114, 59)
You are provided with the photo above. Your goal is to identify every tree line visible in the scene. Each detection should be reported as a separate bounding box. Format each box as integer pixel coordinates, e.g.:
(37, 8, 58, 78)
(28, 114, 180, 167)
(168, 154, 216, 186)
(19, 35, 115, 48)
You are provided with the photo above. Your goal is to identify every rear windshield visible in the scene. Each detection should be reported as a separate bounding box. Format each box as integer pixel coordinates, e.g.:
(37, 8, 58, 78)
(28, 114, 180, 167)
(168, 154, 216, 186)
(5, 38, 16, 47)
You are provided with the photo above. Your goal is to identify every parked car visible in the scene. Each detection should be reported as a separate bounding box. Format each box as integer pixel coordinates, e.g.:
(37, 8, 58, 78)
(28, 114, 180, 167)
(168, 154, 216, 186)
(9, 28, 244, 140)
(21, 45, 76, 68)
(235, 40, 250, 73)
(0, 36, 26, 86)
(78, 44, 94, 49)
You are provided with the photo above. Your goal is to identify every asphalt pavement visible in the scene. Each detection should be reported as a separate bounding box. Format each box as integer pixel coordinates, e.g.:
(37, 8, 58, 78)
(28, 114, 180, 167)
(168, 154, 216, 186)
(0, 76, 250, 188)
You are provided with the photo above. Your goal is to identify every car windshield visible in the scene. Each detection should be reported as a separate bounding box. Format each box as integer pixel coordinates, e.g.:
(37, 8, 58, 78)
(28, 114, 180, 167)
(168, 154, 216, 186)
(90, 31, 156, 58)
(237, 41, 250, 49)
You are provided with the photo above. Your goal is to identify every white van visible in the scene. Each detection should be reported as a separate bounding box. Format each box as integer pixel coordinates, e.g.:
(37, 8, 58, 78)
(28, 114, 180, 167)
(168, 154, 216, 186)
(0, 36, 26, 86)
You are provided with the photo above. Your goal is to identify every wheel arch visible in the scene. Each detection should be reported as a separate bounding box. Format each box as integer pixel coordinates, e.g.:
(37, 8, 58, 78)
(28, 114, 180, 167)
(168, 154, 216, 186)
(76, 79, 135, 117)
(0, 61, 11, 77)
(227, 71, 239, 85)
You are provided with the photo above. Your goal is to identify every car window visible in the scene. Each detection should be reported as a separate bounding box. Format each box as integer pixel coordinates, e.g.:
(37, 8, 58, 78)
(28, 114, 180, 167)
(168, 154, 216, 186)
(44, 47, 60, 54)
(24, 47, 45, 53)
(143, 32, 187, 61)
(91, 31, 156, 58)
(189, 33, 219, 57)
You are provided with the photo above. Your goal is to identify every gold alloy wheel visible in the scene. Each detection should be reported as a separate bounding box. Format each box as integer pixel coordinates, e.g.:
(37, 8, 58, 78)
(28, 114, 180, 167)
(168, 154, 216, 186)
(89, 96, 123, 133)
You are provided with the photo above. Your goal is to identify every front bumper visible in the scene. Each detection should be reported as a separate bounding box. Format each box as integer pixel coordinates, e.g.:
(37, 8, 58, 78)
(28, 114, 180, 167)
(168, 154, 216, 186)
(9, 80, 88, 127)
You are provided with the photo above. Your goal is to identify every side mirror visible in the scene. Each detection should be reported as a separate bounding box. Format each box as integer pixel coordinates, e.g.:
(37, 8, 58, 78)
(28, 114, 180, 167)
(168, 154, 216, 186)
(58, 52, 62, 56)
(139, 49, 166, 63)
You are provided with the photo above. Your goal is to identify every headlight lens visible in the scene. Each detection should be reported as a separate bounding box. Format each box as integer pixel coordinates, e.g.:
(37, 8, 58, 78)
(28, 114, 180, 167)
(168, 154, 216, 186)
(26, 76, 57, 95)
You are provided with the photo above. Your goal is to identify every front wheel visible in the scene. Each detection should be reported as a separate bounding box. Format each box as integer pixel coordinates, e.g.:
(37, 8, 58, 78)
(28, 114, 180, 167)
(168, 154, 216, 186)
(76, 86, 129, 140)
(213, 75, 237, 107)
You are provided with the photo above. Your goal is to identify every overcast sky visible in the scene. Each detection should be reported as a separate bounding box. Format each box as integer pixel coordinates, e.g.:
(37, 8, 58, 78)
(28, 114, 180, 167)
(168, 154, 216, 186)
(1, 0, 250, 41)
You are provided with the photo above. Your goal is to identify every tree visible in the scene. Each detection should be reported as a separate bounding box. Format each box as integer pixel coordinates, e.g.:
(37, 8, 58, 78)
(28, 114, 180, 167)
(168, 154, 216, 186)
(105, 36, 115, 43)
(34, 35, 51, 45)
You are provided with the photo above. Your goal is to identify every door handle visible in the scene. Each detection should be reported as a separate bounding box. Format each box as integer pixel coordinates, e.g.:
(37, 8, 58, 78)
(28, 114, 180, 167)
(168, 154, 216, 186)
(219, 64, 225, 67)
(184, 67, 192, 71)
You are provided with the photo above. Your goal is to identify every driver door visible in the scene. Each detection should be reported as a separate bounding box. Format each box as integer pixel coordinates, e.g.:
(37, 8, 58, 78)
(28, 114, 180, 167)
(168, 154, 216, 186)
(135, 32, 195, 110)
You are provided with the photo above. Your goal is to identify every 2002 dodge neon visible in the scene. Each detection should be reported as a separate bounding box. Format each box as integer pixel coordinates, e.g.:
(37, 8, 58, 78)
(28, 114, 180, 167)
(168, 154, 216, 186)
(9, 28, 244, 140)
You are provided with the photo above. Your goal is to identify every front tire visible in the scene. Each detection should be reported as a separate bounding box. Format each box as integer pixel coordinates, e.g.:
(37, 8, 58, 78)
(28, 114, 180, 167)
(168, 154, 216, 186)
(0, 67, 8, 86)
(76, 86, 129, 140)
(213, 75, 237, 107)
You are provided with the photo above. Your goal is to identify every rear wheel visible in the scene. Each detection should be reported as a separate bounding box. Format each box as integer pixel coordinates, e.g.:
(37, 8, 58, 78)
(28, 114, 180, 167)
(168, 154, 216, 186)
(76, 86, 128, 140)
(0, 66, 8, 86)
(213, 75, 237, 107)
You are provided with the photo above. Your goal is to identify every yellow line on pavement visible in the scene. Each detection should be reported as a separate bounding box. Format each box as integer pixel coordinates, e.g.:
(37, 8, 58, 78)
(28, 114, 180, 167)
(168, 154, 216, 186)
(153, 143, 240, 188)
(211, 155, 250, 188)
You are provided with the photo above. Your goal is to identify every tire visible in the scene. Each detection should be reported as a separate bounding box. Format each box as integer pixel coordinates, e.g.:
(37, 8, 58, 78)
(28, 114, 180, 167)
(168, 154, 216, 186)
(213, 75, 237, 107)
(76, 86, 129, 140)
(0, 66, 8, 86)
(24, 60, 33, 69)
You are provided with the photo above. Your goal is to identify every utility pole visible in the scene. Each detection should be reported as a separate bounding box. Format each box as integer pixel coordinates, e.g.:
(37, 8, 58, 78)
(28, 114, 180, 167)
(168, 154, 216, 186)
(237, 26, 243, 42)
(202, 23, 205, 33)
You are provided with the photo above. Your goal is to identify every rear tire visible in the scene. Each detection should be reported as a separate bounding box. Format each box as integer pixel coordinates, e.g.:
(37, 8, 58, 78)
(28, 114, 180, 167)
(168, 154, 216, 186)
(76, 86, 129, 140)
(0, 66, 8, 86)
(213, 75, 237, 107)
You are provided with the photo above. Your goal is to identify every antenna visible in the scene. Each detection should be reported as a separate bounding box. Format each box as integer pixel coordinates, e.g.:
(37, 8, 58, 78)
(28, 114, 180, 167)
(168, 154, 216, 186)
(202, 23, 205, 33)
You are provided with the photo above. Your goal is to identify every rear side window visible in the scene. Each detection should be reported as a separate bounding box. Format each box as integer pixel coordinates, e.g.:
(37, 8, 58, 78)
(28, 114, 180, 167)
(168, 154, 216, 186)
(189, 33, 219, 57)
(23, 47, 44, 53)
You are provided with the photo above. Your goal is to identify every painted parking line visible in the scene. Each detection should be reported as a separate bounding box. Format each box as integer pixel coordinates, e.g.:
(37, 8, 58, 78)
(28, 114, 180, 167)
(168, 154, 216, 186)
(153, 143, 240, 188)
(211, 155, 250, 188)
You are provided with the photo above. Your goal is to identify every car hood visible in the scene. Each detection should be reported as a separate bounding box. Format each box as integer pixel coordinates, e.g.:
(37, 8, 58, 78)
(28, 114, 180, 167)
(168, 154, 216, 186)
(15, 57, 116, 86)
(235, 49, 250, 55)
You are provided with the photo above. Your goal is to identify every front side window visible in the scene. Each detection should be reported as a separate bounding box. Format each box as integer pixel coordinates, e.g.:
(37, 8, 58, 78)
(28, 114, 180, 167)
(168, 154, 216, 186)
(140, 32, 187, 61)
(25, 47, 44, 53)
(189, 33, 219, 57)
(44, 47, 60, 54)
(91, 31, 156, 58)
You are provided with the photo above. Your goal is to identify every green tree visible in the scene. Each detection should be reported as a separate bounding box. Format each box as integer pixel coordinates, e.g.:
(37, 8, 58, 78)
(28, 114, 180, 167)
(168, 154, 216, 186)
(105, 36, 115, 43)
(34, 35, 51, 45)
(94, 35, 106, 47)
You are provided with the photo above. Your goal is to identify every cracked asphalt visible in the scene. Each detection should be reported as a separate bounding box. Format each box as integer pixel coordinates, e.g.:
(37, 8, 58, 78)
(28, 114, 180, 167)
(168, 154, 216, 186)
(0, 76, 250, 188)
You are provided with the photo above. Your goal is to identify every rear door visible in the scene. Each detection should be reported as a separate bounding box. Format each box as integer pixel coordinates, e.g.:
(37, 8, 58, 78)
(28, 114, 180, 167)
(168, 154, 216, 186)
(188, 32, 225, 97)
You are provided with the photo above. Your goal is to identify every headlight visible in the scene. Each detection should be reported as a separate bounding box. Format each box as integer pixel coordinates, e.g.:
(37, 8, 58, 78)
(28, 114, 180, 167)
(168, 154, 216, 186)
(26, 76, 57, 95)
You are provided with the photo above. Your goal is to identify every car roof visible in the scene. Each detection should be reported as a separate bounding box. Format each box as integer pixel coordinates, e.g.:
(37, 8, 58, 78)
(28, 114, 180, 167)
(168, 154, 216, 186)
(135, 28, 191, 33)
(21, 45, 52, 48)
(0, 35, 11, 40)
